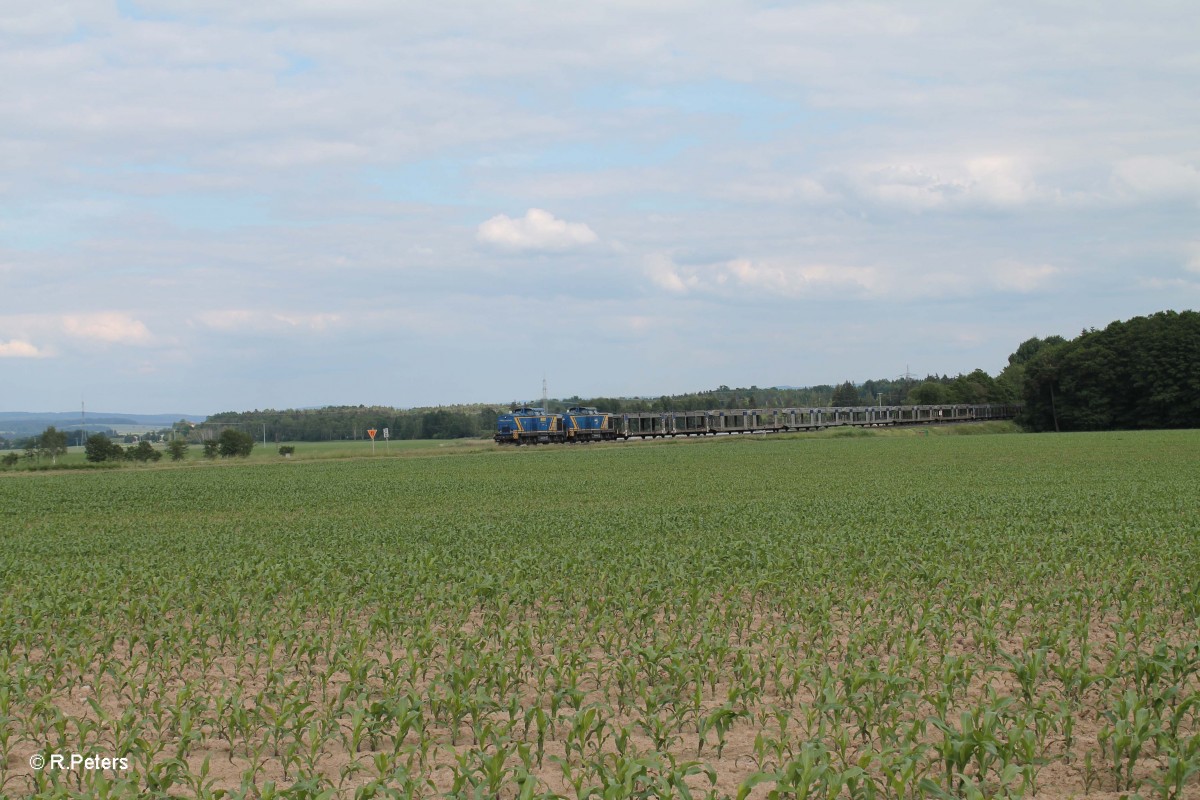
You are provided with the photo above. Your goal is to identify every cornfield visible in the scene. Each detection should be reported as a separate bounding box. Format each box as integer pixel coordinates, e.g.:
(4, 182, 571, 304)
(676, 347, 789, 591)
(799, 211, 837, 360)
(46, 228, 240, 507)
(1, 430, 1198, 798)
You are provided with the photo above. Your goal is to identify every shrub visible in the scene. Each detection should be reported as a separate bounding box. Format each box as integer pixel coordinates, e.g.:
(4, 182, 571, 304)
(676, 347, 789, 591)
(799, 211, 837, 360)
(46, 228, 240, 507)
(128, 441, 162, 462)
(85, 433, 121, 463)
(218, 428, 255, 458)
(166, 439, 189, 461)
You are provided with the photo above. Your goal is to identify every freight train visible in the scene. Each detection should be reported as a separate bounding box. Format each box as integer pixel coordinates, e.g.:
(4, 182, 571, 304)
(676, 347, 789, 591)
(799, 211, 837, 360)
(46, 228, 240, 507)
(495, 403, 1021, 445)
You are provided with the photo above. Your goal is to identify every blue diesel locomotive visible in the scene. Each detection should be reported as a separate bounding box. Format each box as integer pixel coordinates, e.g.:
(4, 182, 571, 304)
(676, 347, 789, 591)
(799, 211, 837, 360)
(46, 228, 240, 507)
(494, 406, 617, 445)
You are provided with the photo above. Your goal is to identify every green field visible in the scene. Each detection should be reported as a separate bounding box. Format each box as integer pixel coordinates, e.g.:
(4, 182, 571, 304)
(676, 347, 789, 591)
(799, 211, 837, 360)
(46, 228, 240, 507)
(12, 416, 1006, 467)
(2, 430, 1198, 798)
(1, 437, 496, 470)
(3, 421, 1021, 471)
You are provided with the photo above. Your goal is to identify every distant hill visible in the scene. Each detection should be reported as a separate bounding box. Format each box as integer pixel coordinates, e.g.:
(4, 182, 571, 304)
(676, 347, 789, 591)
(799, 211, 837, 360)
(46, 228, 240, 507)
(0, 412, 205, 438)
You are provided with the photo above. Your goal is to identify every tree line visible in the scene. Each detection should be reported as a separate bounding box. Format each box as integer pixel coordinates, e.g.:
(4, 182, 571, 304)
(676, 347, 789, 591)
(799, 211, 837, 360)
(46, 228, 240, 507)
(196, 372, 1023, 445)
(147, 309, 1200, 440)
(82, 428, 256, 463)
(0, 427, 117, 452)
(0, 426, 70, 467)
(203, 406, 501, 443)
(571, 369, 1021, 415)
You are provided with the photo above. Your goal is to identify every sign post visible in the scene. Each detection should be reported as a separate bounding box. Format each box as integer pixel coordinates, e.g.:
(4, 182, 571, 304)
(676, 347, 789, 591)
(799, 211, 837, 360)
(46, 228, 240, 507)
(367, 428, 377, 455)
(382, 427, 389, 453)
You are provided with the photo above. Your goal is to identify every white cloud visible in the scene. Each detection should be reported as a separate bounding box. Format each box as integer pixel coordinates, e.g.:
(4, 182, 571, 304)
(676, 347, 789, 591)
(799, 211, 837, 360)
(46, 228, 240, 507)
(965, 157, 1037, 207)
(847, 155, 1040, 211)
(192, 310, 254, 332)
(0, 339, 49, 358)
(271, 312, 340, 330)
(646, 252, 694, 293)
(1112, 157, 1200, 201)
(62, 313, 153, 344)
(477, 208, 598, 251)
(646, 254, 1064, 302)
(854, 164, 959, 211)
(724, 259, 881, 294)
(193, 309, 342, 333)
(646, 255, 881, 298)
(991, 262, 1060, 292)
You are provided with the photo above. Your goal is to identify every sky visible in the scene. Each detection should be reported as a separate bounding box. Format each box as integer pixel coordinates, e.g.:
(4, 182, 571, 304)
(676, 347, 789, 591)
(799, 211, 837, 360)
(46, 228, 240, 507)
(1, 2, 1198, 413)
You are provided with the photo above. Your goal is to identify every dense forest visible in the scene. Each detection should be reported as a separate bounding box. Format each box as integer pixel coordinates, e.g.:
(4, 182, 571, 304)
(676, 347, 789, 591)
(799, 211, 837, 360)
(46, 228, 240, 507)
(1015, 310, 1199, 432)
